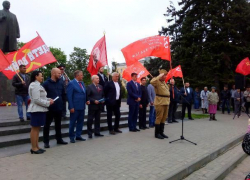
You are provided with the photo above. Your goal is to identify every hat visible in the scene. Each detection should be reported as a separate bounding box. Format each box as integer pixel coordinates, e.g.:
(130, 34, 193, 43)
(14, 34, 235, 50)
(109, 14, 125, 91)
(159, 69, 168, 75)
(57, 64, 65, 69)
(211, 86, 216, 89)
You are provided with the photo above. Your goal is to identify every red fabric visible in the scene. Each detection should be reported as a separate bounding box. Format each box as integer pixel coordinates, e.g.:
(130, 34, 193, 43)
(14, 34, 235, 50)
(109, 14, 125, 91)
(122, 61, 150, 82)
(235, 57, 250, 76)
(121, 35, 171, 66)
(1, 35, 57, 79)
(165, 65, 183, 82)
(87, 35, 108, 76)
(0, 49, 11, 72)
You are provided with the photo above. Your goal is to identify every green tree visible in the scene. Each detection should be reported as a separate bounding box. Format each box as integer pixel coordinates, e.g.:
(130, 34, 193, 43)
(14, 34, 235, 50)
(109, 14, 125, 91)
(158, 0, 250, 89)
(66, 47, 91, 85)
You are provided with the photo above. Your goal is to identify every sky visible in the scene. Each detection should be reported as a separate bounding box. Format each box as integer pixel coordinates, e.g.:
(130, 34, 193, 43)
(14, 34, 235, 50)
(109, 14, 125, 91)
(8, 0, 175, 66)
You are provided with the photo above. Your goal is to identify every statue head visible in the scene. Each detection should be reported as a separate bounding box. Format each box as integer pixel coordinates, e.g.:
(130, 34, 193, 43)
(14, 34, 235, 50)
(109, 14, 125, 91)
(2, 1, 10, 10)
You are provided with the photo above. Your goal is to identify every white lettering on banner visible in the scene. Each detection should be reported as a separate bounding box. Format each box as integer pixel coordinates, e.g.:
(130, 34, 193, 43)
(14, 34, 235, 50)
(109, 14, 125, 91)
(137, 71, 145, 78)
(28, 52, 35, 61)
(17, 60, 23, 66)
(164, 38, 169, 48)
(22, 57, 28, 65)
(12, 61, 19, 70)
(42, 45, 49, 53)
(37, 46, 44, 55)
(32, 49, 39, 57)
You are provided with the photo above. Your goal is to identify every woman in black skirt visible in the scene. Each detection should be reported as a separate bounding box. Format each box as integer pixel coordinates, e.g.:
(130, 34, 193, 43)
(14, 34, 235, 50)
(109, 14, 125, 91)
(27, 71, 54, 154)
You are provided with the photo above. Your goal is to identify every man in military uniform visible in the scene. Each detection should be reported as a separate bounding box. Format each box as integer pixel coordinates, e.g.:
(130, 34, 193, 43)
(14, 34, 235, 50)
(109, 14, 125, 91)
(150, 69, 170, 139)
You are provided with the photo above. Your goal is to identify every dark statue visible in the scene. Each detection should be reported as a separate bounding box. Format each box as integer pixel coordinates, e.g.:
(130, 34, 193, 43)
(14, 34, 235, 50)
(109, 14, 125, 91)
(0, 1, 20, 53)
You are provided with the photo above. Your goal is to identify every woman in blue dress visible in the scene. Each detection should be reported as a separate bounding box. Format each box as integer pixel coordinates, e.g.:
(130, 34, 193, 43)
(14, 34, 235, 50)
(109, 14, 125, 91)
(194, 87, 201, 110)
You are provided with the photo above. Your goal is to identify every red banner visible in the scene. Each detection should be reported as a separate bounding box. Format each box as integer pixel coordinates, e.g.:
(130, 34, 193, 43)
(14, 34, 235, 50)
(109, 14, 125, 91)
(121, 35, 171, 66)
(0, 49, 11, 72)
(122, 62, 150, 82)
(87, 35, 108, 76)
(2, 35, 57, 79)
(165, 65, 183, 82)
(235, 57, 250, 76)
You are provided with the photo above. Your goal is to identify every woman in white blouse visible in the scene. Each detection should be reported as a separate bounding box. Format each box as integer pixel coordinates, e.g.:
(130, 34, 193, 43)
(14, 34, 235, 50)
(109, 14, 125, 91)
(27, 71, 54, 154)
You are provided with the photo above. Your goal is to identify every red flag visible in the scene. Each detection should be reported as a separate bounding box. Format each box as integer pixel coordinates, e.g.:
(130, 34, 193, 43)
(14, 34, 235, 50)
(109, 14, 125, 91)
(2, 34, 57, 79)
(165, 65, 183, 82)
(235, 57, 250, 76)
(87, 35, 108, 76)
(0, 49, 12, 72)
(121, 35, 171, 66)
(122, 62, 150, 82)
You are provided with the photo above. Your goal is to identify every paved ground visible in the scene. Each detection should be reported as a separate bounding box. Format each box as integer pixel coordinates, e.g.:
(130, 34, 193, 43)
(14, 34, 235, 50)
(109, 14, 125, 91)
(224, 156, 250, 180)
(0, 104, 248, 180)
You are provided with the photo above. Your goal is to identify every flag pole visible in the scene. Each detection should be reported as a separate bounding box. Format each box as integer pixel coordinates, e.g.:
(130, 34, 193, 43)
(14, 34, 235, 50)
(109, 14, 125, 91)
(0, 49, 24, 83)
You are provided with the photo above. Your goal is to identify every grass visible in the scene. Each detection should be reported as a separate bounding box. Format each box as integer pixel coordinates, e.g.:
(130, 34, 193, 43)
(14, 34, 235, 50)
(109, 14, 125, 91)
(185, 113, 210, 119)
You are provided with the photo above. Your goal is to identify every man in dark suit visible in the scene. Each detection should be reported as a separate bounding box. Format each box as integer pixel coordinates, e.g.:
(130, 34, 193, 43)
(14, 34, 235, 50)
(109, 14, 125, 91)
(12, 65, 30, 122)
(180, 82, 194, 120)
(168, 79, 179, 123)
(126, 73, 142, 132)
(139, 77, 149, 130)
(57, 64, 70, 119)
(97, 66, 108, 112)
(67, 70, 90, 143)
(87, 75, 105, 138)
(104, 72, 122, 135)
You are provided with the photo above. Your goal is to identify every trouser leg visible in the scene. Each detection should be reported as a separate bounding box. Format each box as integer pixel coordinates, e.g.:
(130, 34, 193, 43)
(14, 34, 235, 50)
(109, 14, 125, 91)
(43, 111, 53, 143)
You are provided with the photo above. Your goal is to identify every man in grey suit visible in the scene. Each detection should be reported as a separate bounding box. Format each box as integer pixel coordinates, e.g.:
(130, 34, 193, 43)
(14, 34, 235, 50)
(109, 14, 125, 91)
(87, 75, 105, 138)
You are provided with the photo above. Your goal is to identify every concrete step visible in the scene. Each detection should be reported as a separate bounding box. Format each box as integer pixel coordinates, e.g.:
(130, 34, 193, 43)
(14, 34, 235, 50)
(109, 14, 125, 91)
(160, 134, 246, 180)
(0, 114, 138, 136)
(183, 143, 247, 180)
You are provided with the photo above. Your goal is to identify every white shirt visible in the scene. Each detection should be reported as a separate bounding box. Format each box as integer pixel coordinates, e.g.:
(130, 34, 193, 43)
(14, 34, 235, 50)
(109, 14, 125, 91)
(99, 73, 105, 81)
(114, 81, 120, 100)
(186, 87, 190, 93)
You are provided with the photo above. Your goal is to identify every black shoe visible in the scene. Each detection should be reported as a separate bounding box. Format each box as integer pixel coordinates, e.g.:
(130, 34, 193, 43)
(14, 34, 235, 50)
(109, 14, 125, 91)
(30, 149, 43, 154)
(172, 120, 179, 123)
(88, 135, 93, 138)
(76, 137, 86, 141)
(109, 131, 116, 135)
(144, 126, 149, 129)
(57, 140, 68, 145)
(114, 129, 122, 133)
(95, 133, 104, 137)
(155, 134, 164, 139)
(160, 123, 169, 138)
(129, 130, 137, 132)
(20, 118, 24, 122)
(139, 127, 146, 130)
(39, 148, 46, 153)
(135, 128, 140, 131)
(27, 117, 31, 120)
(168, 121, 173, 123)
(189, 118, 194, 120)
(44, 143, 50, 148)
(70, 139, 76, 143)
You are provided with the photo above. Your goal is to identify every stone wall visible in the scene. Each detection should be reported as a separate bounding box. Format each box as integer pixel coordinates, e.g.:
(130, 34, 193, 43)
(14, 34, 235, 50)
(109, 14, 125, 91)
(0, 73, 15, 102)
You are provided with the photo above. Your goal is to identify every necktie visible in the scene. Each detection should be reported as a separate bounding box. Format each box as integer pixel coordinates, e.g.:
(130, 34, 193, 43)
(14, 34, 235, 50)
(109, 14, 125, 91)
(78, 82, 83, 90)
(135, 82, 138, 90)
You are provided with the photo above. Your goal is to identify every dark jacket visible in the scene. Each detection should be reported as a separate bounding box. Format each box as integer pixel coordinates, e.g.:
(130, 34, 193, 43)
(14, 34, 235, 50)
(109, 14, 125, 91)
(97, 73, 108, 88)
(42, 78, 65, 111)
(12, 73, 30, 95)
(180, 87, 194, 104)
(220, 90, 231, 101)
(87, 83, 104, 110)
(169, 84, 180, 103)
(140, 85, 149, 105)
(126, 80, 142, 106)
(104, 81, 122, 106)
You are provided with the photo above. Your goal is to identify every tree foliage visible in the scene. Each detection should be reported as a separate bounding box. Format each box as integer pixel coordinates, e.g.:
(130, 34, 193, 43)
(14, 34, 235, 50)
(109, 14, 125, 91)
(146, 0, 250, 89)
(66, 47, 91, 85)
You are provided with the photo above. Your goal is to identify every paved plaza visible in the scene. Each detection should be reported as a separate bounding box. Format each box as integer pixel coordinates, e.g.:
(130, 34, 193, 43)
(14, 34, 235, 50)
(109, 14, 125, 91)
(0, 103, 249, 180)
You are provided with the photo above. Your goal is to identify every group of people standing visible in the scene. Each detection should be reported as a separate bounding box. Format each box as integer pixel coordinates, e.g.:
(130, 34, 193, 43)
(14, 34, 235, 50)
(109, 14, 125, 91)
(12, 65, 123, 154)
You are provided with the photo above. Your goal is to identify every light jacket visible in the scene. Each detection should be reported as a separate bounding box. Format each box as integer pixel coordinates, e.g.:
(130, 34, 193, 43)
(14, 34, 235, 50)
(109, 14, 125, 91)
(27, 81, 50, 112)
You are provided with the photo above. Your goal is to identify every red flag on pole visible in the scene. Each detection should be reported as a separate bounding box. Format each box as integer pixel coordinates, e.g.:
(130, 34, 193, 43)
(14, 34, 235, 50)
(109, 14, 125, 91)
(0, 49, 11, 72)
(121, 35, 171, 66)
(87, 35, 108, 76)
(235, 57, 250, 76)
(165, 65, 183, 82)
(122, 61, 150, 82)
(1, 34, 57, 79)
